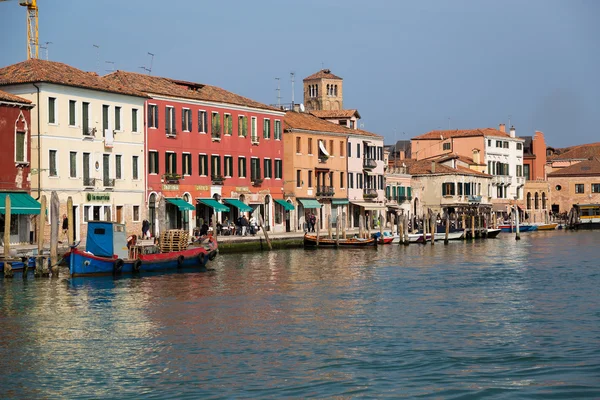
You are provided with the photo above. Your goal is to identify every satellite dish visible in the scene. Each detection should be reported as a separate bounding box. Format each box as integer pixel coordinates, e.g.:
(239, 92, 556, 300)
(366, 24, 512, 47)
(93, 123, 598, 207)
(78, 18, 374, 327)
(299, 103, 305, 112)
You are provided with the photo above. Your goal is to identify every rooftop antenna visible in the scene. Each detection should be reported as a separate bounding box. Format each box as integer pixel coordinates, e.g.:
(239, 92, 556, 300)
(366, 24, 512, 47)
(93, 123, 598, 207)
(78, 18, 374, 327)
(290, 72, 295, 106)
(105, 61, 115, 73)
(275, 77, 281, 106)
(147, 52, 155, 75)
(93, 44, 100, 74)
(40, 41, 52, 60)
(139, 66, 151, 74)
(448, 117, 451, 130)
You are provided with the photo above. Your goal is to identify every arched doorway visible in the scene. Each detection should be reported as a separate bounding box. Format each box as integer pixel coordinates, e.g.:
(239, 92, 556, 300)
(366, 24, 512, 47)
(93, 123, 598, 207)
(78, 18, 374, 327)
(534, 192, 539, 210)
(148, 193, 157, 237)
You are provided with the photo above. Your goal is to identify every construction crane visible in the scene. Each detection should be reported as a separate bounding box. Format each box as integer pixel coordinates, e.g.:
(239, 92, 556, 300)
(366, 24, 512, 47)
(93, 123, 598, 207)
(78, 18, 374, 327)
(0, 0, 39, 59)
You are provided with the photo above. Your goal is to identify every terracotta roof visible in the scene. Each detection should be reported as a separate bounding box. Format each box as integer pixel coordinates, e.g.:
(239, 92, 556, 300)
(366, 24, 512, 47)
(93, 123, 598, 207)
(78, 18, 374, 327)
(310, 109, 360, 119)
(0, 59, 146, 98)
(103, 70, 279, 112)
(547, 142, 600, 161)
(413, 128, 514, 140)
(284, 111, 382, 138)
(435, 153, 486, 166)
(303, 69, 342, 81)
(547, 157, 600, 177)
(404, 159, 490, 177)
(0, 89, 31, 104)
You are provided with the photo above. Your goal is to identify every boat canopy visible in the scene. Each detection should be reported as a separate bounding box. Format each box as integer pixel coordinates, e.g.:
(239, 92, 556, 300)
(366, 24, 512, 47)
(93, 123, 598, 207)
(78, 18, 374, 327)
(86, 221, 128, 259)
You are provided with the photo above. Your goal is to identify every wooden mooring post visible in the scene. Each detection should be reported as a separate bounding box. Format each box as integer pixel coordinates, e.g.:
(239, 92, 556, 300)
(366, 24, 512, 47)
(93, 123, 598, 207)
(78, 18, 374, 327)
(50, 191, 59, 277)
(35, 195, 48, 277)
(258, 213, 272, 250)
(444, 214, 450, 245)
(342, 212, 347, 239)
(335, 217, 340, 247)
(514, 206, 521, 240)
(3, 195, 13, 278)
(316, 217, 320, 246)
(67, 196, 74, 247)
(327, 214, 332, 239)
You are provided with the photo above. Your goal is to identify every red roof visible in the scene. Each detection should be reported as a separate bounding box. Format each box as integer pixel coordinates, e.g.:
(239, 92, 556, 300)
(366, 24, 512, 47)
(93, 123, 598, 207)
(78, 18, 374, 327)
(0, 59, 146, 98)
(310, 109, 360, 119)
(547, 142, 600, 161)
(413, 128, 514, 140)
(303, 69, 342, 81)
(403, 159, 490, 177)
(0, 89, 31, 104)
(284, 111, 381, 138)
(548, 157, 600, 177)
(103, 70, 279, 112)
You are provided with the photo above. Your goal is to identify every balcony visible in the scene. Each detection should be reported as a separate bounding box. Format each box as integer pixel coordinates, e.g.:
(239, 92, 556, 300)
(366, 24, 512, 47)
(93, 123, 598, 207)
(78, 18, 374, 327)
(318, 157, 329, 163)
(492, 175, 512, 185)
(252, 178, 263, 187)
(251, 135, 259, 145)
(212, 132, 221, 142)
(211, 175, 225, 185)
(516, 176, 526, 186)
(103, 178, 115, 187)
(83, 177, 96, 187)
(468, 195, 483, 203)
(166, 128, 177, 138)
(82, 127, 96, 139)
(316, 185, 335, 197)
(163, 173, 181, 184)
(363, 158, 377, 170)
(363, 188, 378, 199)
(398, 195, 407, 202)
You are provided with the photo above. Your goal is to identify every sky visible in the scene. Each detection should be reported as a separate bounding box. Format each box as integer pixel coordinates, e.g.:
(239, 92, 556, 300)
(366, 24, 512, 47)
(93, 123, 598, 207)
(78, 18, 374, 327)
(1, 0, 598, 148)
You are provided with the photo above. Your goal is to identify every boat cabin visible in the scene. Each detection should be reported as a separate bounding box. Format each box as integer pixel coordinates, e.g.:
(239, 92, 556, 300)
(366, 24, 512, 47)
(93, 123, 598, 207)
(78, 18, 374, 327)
(574, 204, 600, 224)
(86, 221, 129, 259)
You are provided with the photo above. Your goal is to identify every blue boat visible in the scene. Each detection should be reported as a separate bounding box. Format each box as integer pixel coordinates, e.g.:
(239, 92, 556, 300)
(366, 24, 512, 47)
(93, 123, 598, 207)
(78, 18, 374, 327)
(65, 221, 218, 277)
(497, 223, 538, 232)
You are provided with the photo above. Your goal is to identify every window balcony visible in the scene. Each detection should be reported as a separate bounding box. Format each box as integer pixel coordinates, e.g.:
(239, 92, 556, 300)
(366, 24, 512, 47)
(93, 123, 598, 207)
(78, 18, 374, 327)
(163, 173, 181, 184)
(252, 178, 263, 187)
(363, 158, 377, 170)
(103, 178, 115, 187)
(492, 175, 512, 185)
(363, 188, 378, 199)
(516, 176, 525, 186)
(316, 185, 335, 197)
(82, 127, 96, 138)
(211, 175, 225, 185)
(166, 128, 177, 137)
(211, 132, 221, 142)
(468, 195, 483, 203)
(83, 177, 96, 187)
(397, 195, 407, 202)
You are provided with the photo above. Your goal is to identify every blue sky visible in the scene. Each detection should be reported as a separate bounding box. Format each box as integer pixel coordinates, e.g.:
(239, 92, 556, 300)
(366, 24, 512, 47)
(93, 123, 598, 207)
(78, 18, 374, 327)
(1, 0, 598, 147)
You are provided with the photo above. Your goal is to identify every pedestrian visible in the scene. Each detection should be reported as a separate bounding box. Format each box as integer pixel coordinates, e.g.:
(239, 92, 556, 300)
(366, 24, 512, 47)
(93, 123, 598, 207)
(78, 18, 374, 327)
(142, 219, 150, 239)
(309, 212, 316, 232)
(61, 214, 68, 242)
(241, 215, 249, 236)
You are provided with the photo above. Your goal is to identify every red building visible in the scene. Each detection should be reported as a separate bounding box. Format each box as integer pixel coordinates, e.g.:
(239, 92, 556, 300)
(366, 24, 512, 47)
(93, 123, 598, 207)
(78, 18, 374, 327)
(0, 89, 38, 244)
(103, 72, 287, 235)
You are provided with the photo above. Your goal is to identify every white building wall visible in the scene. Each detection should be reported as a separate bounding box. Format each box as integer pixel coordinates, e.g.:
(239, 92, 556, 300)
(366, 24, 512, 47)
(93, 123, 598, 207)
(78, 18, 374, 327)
(485, 135, 525, 201)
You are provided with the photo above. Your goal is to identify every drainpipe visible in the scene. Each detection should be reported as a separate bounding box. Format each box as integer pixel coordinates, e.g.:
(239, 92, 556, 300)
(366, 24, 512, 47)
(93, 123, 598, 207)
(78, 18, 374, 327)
(33, 83, 41, 200)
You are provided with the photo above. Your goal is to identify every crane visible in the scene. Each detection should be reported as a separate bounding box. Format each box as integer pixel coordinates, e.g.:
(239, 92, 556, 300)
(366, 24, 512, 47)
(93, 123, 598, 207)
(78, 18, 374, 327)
(0, 0, 39, 59)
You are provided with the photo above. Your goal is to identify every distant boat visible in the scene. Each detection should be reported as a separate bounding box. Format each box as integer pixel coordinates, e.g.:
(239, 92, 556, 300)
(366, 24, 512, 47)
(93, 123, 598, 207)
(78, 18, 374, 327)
(303, 234, 377, 248)
(485, 228, 502, 238)
(498, 223, 537, 232)
(534, 222, 558, 230)
(408, 230, 464, 243)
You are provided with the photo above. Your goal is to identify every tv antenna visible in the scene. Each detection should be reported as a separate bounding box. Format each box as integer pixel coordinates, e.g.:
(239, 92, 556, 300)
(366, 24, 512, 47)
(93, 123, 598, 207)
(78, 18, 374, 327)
(40, 41, 52, 60)
(290, 72, 295, 105)
(275, 77, 281, 106)
(147, 52, 155, 75)
(105, 61, 115, 72)
(93, 44, 100, 74)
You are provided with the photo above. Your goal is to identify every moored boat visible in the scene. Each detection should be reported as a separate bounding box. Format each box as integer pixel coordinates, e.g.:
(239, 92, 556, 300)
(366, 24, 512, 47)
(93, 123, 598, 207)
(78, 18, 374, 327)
(303, 234, 377, 248)
(485, 228, 501, 238)
(408, 230, 464, 243)
(498, 223, 537, 232)
(534, 222, 558, 230)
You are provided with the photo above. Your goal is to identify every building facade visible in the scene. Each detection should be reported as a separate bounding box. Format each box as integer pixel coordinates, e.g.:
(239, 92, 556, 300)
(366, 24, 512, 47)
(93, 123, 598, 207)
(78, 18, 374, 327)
(547, 158, 600, 216)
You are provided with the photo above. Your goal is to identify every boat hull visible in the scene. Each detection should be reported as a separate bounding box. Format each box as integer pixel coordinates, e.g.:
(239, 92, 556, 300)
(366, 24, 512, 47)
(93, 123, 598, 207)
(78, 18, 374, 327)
(408, 230, 464, 243)
(303, 234, 377, 248)
(498, 224, 537, 232)
(535, 223, 558, 231)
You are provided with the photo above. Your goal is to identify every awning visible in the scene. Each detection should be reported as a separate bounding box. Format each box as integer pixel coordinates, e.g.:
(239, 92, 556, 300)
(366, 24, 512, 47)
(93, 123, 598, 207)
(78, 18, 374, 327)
(198, 198, 230, 212)
(318, 140, 330, 157)
(274, 199, 294, 211)
(166, 198, 195, 211)
(0, 192, 40, 215)
(223, 198, 253, 212)
(350, 201, 387, 211)
(299, 199, 322, 209)
(492, 203, 509, 212)
(331, 199, 349, 205)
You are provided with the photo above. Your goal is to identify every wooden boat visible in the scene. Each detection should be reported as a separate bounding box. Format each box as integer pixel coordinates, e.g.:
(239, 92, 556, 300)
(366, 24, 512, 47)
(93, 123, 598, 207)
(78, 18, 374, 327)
(498, 223, 537, 232)
(372, 232, 395, 244)
(407, 230, 464, 243)
(534, 222, 558, 230)
(65, 221, 217, 277)
(485, 228, 501, 238)
(303, 234, 377, 248)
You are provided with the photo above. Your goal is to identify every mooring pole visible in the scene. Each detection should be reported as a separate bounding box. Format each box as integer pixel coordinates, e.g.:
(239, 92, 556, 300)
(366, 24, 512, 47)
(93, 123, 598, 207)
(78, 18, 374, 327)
(36, 195, 47, 277)
(50, 191, 59, 277)
(444, 213, 450, 245)
(316, 217, 320, 246)
(67, 196, 73, 246)
(3, 196, 13, 278)
(515, 206, 521, 240)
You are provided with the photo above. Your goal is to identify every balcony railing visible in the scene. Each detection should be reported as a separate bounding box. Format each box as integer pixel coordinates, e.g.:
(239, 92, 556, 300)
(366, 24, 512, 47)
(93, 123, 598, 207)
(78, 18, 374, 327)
(492, 175, 512, 185)
(252, 178, 263, 186)
(103, 178, 115, 187)
(468, 195, 483, 203)
(163, 173, 181, 183)
(363, 188, 378, 199)
(398, 195, 407, 202)
(166, 128, 177, 137)
(363, 158, 377, 170)
(516, 176, 526, 185)
(211, 175, 225, 185)
(82, 127, 96, 137)
(316, 185, 335, 197)
(83, 177, 96, 187)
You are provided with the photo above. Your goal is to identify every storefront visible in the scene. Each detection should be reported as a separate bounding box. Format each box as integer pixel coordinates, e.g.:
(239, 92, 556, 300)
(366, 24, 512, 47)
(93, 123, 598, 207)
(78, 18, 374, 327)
(0, 192, 40, 245)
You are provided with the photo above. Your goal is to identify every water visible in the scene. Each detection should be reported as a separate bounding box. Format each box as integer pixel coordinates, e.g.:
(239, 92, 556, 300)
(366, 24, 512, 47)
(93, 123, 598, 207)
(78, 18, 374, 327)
(1, 231, 599, 399)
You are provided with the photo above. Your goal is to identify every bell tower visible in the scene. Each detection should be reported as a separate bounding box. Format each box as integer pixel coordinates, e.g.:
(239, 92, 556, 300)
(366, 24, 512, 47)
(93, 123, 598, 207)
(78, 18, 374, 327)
(303, 69, 343, 111)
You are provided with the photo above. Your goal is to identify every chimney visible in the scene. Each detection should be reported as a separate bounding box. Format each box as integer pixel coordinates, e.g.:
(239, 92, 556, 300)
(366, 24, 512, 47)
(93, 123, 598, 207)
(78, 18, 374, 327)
(510, 125, 516, 138)
(431, 161, 436, 173)
(472, 149, 480, 165)
(499, 123, 506, 132)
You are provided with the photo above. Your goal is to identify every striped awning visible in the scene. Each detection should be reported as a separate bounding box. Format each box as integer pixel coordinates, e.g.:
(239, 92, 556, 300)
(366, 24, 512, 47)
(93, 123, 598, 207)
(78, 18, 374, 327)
(0, 192, 40, 215)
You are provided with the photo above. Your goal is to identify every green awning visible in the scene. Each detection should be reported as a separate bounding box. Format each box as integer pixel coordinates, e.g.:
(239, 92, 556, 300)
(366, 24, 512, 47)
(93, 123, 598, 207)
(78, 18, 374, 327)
(166, 198, 195, 211)
(274, 199, 294, 211)
(299, 199, 322, 209)
(331, 199, 349, 205)
(223, 198, 253, 212)
(198, 198, 230, 212)
(0, 192, 40, 215)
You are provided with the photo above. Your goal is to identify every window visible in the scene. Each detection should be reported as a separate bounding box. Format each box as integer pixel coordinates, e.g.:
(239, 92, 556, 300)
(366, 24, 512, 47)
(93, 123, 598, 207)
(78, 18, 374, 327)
(83, 153, 90, 181)
(238, 115, 247, 137)
(357, 173, 363, 189)
(69, 151, 77, 178)
(165, 152, 177, 174)
(348, 142, 352, 158)
(378, 147, 383, 160)
(517, 165, 523, 177)
(275, 159, 282, 179)
(224, 156, 233, 177)
(103, 154, 111, 184)
(238, 157, 246, 178)
(296, 169, 301, 187)
(296, 137, 301, 153)
(264, 159, 272, 178)
(132, 156, 139, 180)
(148, 104, 158, 128)
(224, 114, 232, 136)
(82, 102, 90, 135)
(149, 151, 159, 174)
(442, 182, 455, 196)
(340, 172, 344, 188)
(115, 106, 121, 131)
(575, 184, 585, 194)
(69, 100, 76, 126)
(251, 158, 261, 181)
(274, 120, 282, 140)
(348, 172, 354, 188)
(182, 108, 192, 132)
(198, 154, 208, 176)
(198, 110, 208, 133)
(308, 170, 312, 187)
(102, 105, 109, 136)
(329, 140, 334, 156)
(488, 139, 491, 147)
(211, 155, 221, 177)
(132, 109, 138, 132)
(263, 118, 271, 139)
(443, 142, 451, 151)
(133, 205, 140, 222)
(115, 154, 122, 179)
(503, 141, 508, 149)
(592, 184, 600, 193)
(251, 117, 258, 143)
(356, 143, 361, 158)
(84, 205, 90, 222)
(165, 106, 176, 135)
(15, 131, 25, 162)
(496, 140, 502, 148)
(308, 138, 313, 155)
(48, 97, 56, 124)
(523, 164, 530, 180)
(211, 112, 221, 138)
(340, 141, 345, 157)
(182, 153, 192, 176)
(517, 143, 523, 150)
(49, 150, 57, 176)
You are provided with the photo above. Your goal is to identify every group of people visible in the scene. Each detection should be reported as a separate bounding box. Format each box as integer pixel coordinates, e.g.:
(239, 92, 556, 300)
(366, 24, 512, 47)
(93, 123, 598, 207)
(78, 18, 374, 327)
(306, 212, 317, 232)
(236, 214, 260, 236)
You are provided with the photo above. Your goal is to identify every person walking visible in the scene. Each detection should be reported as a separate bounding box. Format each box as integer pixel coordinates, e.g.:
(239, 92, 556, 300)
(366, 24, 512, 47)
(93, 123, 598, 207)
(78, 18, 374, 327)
(309, 212, 316, 232)
(241, 215, 249, 236)
(61, 214, 69, 243)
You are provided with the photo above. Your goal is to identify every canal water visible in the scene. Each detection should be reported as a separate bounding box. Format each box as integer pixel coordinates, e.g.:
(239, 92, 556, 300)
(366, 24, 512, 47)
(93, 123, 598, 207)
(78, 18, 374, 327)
(1, 231, 599, 399)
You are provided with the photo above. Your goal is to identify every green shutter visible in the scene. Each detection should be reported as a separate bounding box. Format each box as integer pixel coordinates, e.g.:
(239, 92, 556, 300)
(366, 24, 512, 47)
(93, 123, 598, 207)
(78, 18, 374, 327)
(48, 98, 55, 124)
(407, 187, 412, 198)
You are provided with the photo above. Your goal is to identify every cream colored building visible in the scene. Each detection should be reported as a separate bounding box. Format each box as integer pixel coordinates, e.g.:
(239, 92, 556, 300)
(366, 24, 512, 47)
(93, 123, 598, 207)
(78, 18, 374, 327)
(0, 59, 147, 241)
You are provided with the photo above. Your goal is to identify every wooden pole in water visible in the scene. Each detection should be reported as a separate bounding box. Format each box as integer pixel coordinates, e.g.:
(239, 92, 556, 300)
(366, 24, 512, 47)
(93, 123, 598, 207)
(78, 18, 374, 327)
(258, 213, 272, 250)
(316, 217, 320, 246)
(327, 214, 332, 239)
(515, 206, 521, 240)
(335, 216, 340, 247)
(3, 195, 13, 278)
(461, 213, 466, 240)
(67, 196, 73, 246)
(379, 214, 384, 238)
(36, 195, 46, 277)
(444, 213, 450, 245)
(470, 214, 475, 241)
(429, 210, 435, 245)
(398, 216, 404, 245)
(403, 214, 409, 245)
(358, 214, 363, 239)
(50, 191, 59, 276)
(342, 211, 347, 239)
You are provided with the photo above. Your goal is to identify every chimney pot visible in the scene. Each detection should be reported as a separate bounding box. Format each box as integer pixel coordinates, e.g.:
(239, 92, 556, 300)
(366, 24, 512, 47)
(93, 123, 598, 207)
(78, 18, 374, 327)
(510, 125, 516, 138)
(499, 123, 506, 132)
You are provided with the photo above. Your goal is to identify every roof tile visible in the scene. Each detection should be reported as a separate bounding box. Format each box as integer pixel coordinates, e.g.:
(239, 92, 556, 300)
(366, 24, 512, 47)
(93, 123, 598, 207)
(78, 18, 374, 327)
(303, 69, 343, 81)
(284, 111, 381, 138)
(548, 157, 600, 177)
(413, 128, 514, 140)
(310, 109, 360, 119)
(0, 89, 31, 104)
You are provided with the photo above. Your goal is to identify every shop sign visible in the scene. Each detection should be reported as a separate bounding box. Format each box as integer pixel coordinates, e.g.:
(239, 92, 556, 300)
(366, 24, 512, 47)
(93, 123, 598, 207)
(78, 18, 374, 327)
(162, 184, 179, 191)
(235, 186, 250, 193)
(195, 185, 209, 191)
(86, 193, 110, 202)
